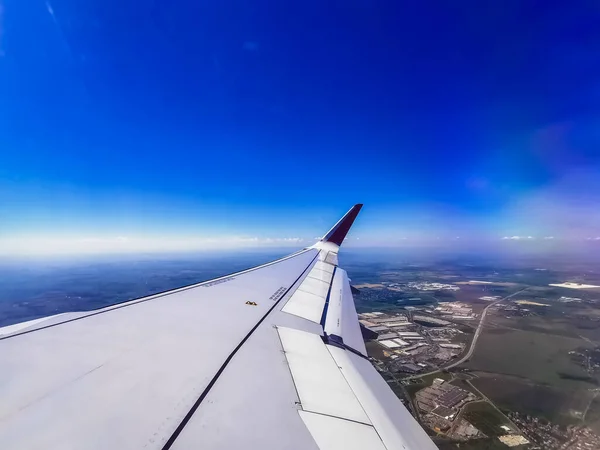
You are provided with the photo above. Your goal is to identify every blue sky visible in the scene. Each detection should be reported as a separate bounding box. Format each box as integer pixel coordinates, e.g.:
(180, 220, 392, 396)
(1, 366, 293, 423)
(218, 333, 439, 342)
(1, 1, 600, 254)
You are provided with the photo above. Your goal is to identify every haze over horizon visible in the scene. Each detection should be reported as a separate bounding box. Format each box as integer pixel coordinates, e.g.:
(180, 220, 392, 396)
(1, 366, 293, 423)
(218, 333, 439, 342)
(1, 2, 599, 255)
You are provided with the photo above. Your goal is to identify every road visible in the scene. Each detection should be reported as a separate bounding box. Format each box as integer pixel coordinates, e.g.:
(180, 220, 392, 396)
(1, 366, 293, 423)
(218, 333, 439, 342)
(581, 391, 600, 423)
(403, 288, 528, 381)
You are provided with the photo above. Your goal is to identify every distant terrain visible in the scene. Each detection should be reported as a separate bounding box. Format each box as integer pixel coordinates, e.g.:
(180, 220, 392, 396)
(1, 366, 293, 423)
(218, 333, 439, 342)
(0, 250, 288, 327)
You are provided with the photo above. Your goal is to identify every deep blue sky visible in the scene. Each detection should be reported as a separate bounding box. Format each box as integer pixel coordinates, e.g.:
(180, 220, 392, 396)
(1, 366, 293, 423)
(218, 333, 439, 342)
(1, 1, 599, 253)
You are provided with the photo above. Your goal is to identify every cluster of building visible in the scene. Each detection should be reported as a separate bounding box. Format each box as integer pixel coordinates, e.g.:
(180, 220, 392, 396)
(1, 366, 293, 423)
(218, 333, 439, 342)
(569, 347, 600, 374)
(405, 281, 460, 291)
(508, 412, 600, 449)
(360, 313, 424, 355)
(433, 302, 477, 320)
(415, 379, 480, 438)
(412, 315, 451, 326)
(415, 380, 533, 445)
(360, 312, 412, 334)
(425, 325, 465, 342)
(493, 302, 536, 318)
(416, 378, 473, 416)
(359, 308, 469, 374)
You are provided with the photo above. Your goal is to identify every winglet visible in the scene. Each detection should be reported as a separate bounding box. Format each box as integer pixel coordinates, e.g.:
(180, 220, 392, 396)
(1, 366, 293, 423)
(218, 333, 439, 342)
(320, 204, 363, 247)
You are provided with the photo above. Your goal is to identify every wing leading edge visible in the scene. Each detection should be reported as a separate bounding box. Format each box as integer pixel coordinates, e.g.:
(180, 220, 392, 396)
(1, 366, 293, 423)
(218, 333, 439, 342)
(0, 205, 438, 450)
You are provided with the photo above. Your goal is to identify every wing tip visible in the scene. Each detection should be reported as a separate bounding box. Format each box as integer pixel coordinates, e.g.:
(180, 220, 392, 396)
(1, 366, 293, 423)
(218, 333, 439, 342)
(321, 204, 363, 247)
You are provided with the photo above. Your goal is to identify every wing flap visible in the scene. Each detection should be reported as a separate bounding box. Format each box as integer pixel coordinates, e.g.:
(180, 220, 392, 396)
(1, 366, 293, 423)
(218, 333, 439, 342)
(313, 260, 335, 274)
(307, 268, 334, 285)
(281, 290, 326, 323)
(328, 346, 439, 450)
(323, 268, 367, 355)
(298, 276, 330, 298)
(277, 326, 370, 425)
(298, 411, 387, 450)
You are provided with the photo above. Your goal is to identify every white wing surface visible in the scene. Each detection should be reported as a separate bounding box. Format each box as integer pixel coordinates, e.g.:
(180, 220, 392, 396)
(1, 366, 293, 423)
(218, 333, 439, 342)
(0, 204, 438, 450)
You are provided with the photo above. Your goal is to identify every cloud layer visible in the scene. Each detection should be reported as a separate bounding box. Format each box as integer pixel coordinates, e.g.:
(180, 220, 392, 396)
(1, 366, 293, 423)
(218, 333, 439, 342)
(0, 235, 305, 255)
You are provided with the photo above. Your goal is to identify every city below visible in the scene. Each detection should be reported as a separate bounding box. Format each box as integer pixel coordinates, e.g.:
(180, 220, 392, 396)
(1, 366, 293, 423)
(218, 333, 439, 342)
(350, 266, 600, 450)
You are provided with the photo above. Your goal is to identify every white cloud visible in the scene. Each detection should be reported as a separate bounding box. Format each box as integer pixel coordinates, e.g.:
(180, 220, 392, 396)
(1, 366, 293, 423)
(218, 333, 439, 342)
(502, 236, 535, 240)
(264, 237, 303, 244)
(543, 236, 555, 240)
(0, 235, 306, 256)
(586, 237, 600, 241)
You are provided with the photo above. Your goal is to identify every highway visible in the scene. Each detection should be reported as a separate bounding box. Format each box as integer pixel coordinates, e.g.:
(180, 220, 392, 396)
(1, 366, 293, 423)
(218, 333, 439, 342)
(404, 288, 528, 381)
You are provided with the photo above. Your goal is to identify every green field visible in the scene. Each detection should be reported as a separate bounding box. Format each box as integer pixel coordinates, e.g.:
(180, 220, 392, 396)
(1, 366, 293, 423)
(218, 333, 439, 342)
(461, 308, 599, 426)
(462, 325, 596, 389)
(462, 402, 515, 437)
(489, 306, 600, 342)
(471, 373, 591, 425)
(449, 378, 481, 396)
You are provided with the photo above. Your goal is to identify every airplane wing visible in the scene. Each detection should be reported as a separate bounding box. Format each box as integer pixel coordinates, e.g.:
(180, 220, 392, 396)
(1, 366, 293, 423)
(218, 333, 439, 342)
(0, 205, 438, 450)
